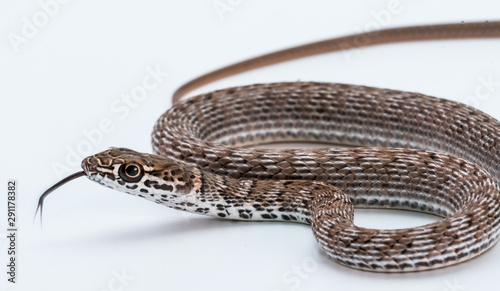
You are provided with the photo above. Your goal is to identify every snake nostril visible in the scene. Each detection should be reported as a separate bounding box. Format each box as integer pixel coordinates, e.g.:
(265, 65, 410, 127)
(81, 159, 89, 172)
(81, 158, 96, 173)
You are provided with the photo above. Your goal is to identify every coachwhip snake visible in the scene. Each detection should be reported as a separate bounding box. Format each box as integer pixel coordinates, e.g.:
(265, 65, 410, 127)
(38, 21, 500, 272)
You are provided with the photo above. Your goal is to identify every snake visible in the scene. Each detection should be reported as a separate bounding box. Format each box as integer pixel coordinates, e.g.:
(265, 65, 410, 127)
(37, 21, 500, 272)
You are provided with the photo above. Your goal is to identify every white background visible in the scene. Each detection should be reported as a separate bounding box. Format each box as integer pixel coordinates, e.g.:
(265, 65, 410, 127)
(1, 1, 500, 290)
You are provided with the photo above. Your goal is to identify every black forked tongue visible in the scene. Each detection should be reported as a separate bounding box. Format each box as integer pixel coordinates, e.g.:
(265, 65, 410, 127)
(34, 171, 87, 227)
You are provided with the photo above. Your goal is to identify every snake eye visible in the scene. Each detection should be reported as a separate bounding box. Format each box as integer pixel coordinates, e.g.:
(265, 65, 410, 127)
(118, 163, 144, 182)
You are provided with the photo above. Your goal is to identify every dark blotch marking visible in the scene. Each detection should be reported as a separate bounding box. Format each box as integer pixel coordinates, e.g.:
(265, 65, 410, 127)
(153, 184, 174, 191)
(144, 180, 158, 187)
(261, 213, 278, 219)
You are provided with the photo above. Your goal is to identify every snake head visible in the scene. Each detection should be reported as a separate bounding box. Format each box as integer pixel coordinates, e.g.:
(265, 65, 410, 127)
(36, 147, 200, 225)
(81, 147, 199, 198)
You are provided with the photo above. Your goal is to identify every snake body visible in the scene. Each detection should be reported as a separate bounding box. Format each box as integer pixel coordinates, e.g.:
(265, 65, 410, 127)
(150, 81, 500, 272)
(41, 21, 500, 272)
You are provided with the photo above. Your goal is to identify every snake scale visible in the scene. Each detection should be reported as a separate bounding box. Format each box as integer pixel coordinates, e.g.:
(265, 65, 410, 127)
(38, 21, 500, 272)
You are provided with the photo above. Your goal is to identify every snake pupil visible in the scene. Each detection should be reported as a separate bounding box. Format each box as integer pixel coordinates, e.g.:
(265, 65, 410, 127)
(125, 165, 139, 177)
(118, 163, 144, 182)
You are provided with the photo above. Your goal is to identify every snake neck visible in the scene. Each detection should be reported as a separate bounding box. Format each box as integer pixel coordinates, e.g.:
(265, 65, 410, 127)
(130, 165, 352, 224)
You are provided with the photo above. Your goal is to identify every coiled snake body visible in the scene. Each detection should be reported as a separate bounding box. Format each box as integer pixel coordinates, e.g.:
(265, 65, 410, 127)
(39, 21, 500, 272)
